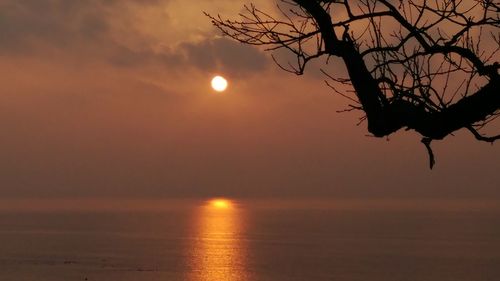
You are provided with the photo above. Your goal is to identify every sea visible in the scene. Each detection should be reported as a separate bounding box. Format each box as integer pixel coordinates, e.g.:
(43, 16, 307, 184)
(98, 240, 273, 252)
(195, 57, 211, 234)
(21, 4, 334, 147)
(0, 198, 499, 281)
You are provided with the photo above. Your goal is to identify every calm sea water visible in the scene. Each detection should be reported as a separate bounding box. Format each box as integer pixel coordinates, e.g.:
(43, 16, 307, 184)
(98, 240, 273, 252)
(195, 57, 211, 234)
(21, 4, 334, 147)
(0, 199, 499, 281)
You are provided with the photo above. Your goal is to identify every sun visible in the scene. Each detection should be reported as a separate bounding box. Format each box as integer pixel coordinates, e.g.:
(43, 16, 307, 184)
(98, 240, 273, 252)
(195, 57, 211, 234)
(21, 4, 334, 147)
(211, 75, 228, 92)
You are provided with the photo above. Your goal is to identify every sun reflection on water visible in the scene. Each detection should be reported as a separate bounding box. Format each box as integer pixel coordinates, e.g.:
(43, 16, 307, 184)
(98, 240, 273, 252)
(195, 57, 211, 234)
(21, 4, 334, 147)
(189, 199, 247, 281)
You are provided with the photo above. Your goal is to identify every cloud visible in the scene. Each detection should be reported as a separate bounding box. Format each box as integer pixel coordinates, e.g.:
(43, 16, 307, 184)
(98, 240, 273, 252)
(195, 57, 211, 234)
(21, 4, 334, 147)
(178, 37, 269, 77)
(0, 0, 111, 52)
(0, 0, 270, 77)
(104, 37, 270, 77)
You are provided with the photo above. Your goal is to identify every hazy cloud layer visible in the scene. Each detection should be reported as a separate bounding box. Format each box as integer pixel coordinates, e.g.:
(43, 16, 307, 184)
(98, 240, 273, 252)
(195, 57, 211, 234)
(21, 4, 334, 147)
(0, 0, 499, 199)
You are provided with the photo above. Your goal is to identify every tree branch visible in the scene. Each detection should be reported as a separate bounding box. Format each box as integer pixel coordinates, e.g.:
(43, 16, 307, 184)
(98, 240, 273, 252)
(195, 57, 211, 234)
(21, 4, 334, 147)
(467, 126, 500, 143)
(207, 0, 500, 169)
(421, 137, 435, 169)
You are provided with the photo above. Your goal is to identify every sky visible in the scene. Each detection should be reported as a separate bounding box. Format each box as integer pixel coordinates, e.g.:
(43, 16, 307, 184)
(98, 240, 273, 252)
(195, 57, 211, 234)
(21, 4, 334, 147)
(0, 0, 499, 200)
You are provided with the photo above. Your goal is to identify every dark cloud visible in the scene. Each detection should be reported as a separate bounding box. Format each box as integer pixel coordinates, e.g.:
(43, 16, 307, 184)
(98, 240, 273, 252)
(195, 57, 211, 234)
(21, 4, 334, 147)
(0, 0, 270, 76)
(179, 37, 269, 77)
(0, 0, 111, 52)
(105, 37, 270, 77)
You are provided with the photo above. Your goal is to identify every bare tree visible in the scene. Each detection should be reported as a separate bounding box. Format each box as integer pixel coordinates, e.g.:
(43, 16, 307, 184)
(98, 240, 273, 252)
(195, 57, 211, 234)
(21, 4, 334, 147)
(207, 0, 500, 168)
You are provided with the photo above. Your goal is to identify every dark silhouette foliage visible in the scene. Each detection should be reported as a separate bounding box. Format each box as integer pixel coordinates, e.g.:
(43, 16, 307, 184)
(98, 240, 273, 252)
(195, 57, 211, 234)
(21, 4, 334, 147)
(207, 0, 500, 168)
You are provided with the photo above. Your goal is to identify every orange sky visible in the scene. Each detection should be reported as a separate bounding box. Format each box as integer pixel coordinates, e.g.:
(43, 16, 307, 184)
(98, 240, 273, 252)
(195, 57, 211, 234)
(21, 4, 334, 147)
(0, 0, 499, 199)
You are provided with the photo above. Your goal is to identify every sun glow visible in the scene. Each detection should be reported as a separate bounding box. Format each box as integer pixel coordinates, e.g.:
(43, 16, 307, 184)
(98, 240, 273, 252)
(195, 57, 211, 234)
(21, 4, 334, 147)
(210, 198, 232, 209)
(211, 75, 228, 92)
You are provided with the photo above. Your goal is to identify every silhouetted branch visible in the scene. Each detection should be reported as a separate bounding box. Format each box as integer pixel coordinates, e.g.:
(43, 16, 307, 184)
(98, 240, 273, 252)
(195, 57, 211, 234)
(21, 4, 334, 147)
(467, 126, 500, 143)
(421, 137, 435, 169)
